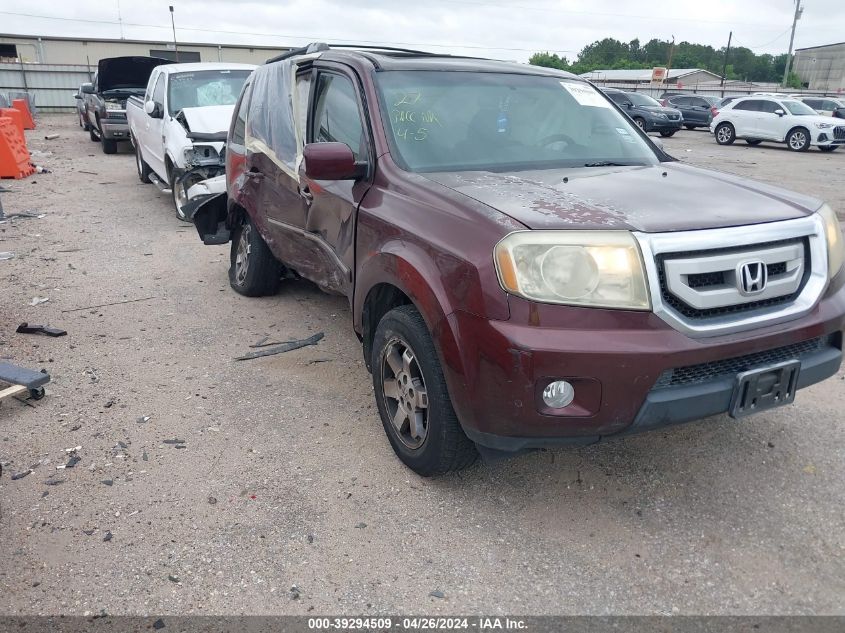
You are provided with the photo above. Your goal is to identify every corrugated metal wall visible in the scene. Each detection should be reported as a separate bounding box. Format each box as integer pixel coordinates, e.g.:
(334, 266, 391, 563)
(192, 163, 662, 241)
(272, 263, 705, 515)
(0, 63, 94, 112)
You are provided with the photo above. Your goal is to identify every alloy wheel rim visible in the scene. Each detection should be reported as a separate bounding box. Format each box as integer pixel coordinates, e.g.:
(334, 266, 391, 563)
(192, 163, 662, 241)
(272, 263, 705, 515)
(636, 119, 644, 129)
(718, 126, 731, 142)
(235, 225, 251, 285)
(380, 337, 429, 450)
(174, 182, 188, 219)
(789, 132, 806, 149)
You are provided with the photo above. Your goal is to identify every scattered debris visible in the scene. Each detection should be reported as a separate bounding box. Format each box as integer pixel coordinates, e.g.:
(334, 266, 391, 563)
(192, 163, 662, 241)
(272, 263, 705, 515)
(103, 531, 113, 542)
(235, 332, 324, 361)
(11, 469, 32, 480)
(44, 134, 60, 140)
(44, 476, 66, 486)
(136, 415, 151, 423)
(16, 323, 67, 337)
(354, 522, 367, 529)
(29, 297, 49, 306)
(142, 450, 149, 461)
(34, 166, 51, 174)
(168, 574, 180, 584)
(61, 296, 158, 314)
(290, 585, 301, 600)
(153, 618, 165, 630)
(101, 479, 113, 486)
(250, 336, 270, 348)
(0, 252, 13, 260)
(307, 534, 314, 544)
(162, 439, 185, 445)
(308, 357, 333, 365)
(429, 590, 445, 599)
(64, 455, 81, 469)
(77, 170, 98, 176)
(83, 529, 96, 536)
(207, 496, 217, 505)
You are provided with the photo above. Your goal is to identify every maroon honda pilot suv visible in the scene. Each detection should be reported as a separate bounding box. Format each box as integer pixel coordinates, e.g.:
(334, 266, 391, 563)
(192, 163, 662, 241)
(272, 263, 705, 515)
(190, 44, 845, 476)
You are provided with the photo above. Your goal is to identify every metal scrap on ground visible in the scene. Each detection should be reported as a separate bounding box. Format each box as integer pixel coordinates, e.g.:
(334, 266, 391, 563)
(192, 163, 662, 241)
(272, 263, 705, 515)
(235, 332, 324, 361)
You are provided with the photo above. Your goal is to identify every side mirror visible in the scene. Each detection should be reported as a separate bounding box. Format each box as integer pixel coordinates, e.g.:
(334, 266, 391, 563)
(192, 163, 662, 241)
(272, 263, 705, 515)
(81, 83, 95, 94)
(774, 109, 785, 117)
(73, 92, 82, 100)
(144, 100, 162, 118)
(303, 142, 364, 180)
(624, 102, 634, 109)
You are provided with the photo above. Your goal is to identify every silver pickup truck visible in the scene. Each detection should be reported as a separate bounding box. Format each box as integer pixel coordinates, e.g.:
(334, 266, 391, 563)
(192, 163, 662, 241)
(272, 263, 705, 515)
(82, 56, 173, 154)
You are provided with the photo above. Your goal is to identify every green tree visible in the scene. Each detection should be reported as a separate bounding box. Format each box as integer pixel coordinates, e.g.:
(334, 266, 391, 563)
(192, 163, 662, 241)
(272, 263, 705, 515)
(528, 52, 570, 71)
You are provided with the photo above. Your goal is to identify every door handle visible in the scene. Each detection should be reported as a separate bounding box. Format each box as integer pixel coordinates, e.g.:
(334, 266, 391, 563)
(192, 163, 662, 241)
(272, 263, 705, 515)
(245, 170, 264, 180)
(299, 185, 314, 204)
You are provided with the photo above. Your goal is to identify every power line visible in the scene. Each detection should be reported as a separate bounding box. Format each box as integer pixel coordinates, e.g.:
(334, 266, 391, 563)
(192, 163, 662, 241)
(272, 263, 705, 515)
(0, 10, 577, 55)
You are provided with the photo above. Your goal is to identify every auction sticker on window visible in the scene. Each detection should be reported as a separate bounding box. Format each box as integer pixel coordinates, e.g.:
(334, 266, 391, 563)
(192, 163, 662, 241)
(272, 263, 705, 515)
(560, 82, 610, 108)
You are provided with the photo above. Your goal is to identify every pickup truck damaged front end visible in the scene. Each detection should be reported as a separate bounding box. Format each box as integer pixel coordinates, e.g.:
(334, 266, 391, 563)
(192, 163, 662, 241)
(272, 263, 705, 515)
(185, 176, 229, 244)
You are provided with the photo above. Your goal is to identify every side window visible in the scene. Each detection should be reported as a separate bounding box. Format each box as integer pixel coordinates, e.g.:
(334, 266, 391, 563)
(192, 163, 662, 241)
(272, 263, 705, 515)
(311, 72, 368, 161)
(231, 80, 253, 145)
(152, 74, 165, 106)
(607, 93, 627, 105)
(803, 99, 821, 109)
(758, 101, 781, 114)
(822, 100, 837, 111)
(692, 98, 708, 107)
(674, 97, 691, 106)
(733, 100, 760, 112)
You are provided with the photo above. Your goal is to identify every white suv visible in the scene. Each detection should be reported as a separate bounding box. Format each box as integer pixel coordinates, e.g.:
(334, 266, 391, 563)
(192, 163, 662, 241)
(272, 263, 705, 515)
(711, 96, 844, 152)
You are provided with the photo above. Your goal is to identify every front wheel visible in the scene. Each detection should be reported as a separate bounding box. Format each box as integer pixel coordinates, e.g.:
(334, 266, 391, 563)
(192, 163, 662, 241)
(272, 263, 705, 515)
(819, 145, 837, 152)
(228, 219, 283, 297)
(634, 117, 646, 131)
(660, 130, 676, 137)
(684, 124, 696, 130)
(135, 142, 152, 183)
(372, 305, 477, 477)
(787, 127, 810, 152)
(746, 139, 762, 146)
(89, 126, 99, 142)
(715, 122, 735, 145)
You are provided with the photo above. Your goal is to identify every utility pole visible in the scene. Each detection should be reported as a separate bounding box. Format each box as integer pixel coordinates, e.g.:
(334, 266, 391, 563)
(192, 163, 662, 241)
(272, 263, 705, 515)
(720, 31, 732, 88)
(169, 5, 179, 62)
(117, 0, 124, 39)
(782, 0, 803, 87)
(666, 35, 676, 86)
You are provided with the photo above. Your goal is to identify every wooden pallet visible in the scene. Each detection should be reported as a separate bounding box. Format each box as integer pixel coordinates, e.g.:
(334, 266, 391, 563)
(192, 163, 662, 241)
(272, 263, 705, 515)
(0, 383, 29, 404)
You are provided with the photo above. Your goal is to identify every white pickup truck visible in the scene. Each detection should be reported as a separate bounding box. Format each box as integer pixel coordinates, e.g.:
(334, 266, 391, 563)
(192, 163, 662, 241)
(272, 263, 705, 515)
(127, 62, 255, 220)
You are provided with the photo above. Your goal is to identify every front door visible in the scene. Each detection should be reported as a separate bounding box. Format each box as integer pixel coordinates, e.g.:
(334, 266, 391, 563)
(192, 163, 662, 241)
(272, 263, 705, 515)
(297, 68, 373, 296)
(145, 72, 167, 177)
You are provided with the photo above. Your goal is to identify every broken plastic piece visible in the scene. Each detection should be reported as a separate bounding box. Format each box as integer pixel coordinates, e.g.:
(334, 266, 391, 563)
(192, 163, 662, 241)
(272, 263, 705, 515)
(16, 322, 67, 337)
(235, 332, 324, 361)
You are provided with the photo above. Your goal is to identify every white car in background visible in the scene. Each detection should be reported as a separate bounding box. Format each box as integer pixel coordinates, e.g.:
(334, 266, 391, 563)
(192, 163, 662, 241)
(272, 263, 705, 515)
(711, 95, 845, 152)
(791, 96, 845, 119)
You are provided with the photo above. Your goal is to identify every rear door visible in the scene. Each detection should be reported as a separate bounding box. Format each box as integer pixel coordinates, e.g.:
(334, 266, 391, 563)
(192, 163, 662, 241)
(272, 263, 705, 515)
(298, 66, 373, 296)
(756, 100, 788, 140)
(687, 97, 712, 125)
(728, 99, 761, 136)
(670, 96, 695, 122)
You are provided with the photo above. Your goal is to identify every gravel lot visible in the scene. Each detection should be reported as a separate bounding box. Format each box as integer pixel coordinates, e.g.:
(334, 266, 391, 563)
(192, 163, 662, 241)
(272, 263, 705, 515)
(1, 115, 843, 616)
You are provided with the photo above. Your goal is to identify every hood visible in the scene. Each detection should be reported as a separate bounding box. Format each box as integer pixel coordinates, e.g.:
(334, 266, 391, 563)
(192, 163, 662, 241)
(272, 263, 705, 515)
(638, 105, 681, 116)
(97, 56, 173, 93)
(180, 105, 235, 134)
(423, 163, 820, 233)
(802, 114, 845, 126)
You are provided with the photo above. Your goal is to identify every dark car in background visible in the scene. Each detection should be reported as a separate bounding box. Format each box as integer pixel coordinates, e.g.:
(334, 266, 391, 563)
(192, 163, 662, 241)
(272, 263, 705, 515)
(603, 88, 683, 136)
(662, 94, 719, 129)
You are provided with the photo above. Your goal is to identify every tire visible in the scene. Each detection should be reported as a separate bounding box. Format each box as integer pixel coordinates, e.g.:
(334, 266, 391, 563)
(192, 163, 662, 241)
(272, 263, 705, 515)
(715, 122, 735, 145)
(170, 171, 193, 222)
(89, 126, 99, 142)
(634, 117, 646, 131)
(746, 139, 762, 146)
(102, 139, 117, 154)
(819, 145, 837, 152)
(372, 305, 478, 477)
(135, 142, 152, 183)
(228, 218, 282, 297)
(787, 127, 810, 152)
(684, 124, 696, 130)
(660, 130, 676, 137)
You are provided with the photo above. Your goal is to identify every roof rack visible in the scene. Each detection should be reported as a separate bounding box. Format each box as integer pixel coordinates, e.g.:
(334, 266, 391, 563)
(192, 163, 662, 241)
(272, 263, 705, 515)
(264, 42, 440, 65)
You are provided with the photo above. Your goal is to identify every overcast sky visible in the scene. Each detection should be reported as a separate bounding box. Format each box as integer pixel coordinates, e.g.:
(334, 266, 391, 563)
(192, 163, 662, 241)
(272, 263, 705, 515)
(1, 0, 841, 62)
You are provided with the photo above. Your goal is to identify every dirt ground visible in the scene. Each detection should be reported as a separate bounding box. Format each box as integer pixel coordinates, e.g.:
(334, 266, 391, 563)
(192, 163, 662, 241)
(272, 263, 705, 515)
(1, 115, 843, 616)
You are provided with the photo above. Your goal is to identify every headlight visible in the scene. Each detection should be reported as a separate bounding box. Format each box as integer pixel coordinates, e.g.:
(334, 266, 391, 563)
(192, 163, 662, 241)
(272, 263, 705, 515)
(815, 122, 834, 129)
(494, 231, 651, 309)
(817, 204, 844, 278)
(104, 102, 122, 111)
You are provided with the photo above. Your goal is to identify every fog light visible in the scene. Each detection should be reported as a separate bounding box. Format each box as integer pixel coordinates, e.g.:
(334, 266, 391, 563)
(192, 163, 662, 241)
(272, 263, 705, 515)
(542, 380, 575, 409)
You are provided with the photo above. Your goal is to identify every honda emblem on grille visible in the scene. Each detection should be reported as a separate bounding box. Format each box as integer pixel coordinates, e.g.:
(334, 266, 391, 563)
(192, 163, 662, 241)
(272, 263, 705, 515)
(737, 260, 768, 295)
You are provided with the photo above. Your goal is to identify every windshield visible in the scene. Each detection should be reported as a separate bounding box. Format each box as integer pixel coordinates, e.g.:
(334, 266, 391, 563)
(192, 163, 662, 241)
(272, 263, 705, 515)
(375, 71, 660, 173)
(781, 99, 819, 116)
(168, 70, 252, 115)
(626, 92, 661, 107)
(701, 96, 719, 105)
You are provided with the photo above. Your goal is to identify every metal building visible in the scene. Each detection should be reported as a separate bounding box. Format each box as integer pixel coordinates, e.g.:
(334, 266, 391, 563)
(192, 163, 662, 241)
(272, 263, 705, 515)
(792, 42, 845, 92)
(0, 33, 291, 110)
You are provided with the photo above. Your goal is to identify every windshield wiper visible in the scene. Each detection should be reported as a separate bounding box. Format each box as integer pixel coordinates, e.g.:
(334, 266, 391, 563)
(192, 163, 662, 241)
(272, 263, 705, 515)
(582, 161, 639, 167)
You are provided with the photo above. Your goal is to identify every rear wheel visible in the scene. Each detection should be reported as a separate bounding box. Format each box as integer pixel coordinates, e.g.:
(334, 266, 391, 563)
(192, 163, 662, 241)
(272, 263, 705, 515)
(228, 219, 282, 297)
(102, 138, 117, 154)
(660, 130, 676, 137)
(746, 139, 762, 146)
(372, 305, 477, 477)
(819, 145, 837, 152)
(787, 127, 810, 152)
(135, 142, 152, 183)
(715, 122, 735, 145)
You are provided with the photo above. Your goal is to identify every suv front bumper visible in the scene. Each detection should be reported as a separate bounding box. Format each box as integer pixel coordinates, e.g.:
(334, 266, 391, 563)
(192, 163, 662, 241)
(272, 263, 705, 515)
(443, 283, 845, 453)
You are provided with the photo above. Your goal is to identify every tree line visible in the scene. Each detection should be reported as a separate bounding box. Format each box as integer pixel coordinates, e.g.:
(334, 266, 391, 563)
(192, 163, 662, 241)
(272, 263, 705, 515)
(530, 38, 802, 87)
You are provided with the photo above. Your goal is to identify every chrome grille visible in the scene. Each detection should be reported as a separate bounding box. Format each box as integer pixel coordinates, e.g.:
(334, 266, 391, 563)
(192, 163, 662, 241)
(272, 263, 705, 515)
(656, 238, 808, 320)
(834, 126, 845, 140)
(654, 335, 834, 388)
